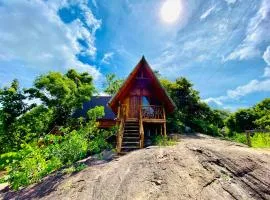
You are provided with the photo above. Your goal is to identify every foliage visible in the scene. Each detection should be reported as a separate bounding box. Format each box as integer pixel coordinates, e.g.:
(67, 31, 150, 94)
(251, 132, 270, 148)
(152, 135, 177, 146)
(161, 77, 226, 136)
(254, 98, 270, 129)
(45, 132, 88, 165)
(229, 133, 247, 144)
(7, 143, 62, 190)
(103, 73, 124, 95)
(225, 98, 270, 134)
(0, 152, 21, 170)
(229, 132, 270, 148)
(25, 69, 95, 126)
(0, 80, 30, 153)
(4, 106, 114, 190)
(11, 106, 54, 147)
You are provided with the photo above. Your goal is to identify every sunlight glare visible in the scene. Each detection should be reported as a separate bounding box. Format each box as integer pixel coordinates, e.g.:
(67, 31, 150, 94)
(160, 0, 182, 23)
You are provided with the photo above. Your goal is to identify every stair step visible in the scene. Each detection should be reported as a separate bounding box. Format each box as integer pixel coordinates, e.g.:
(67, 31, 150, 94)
(125, 127, 139, 129)
(122, 141, 139, 144)
(123, 135, 140, 142)
(120, 121, 140, 153)
(124, 131, 139, 134)
(122, 146, 140, 149)
(124, 135, 139, 138)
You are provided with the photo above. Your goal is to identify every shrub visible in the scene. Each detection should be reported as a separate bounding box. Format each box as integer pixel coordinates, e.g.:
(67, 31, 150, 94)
(251, 132, 270, 148)
(0, 152, 21, 170)
(46, 131, 88, 164)
(230, 133, 247, 144)
(192, 119, 221, 136)
(4, 106, 115, 190)
(8, 144, 61, 190)
(228, 132, 270, 148)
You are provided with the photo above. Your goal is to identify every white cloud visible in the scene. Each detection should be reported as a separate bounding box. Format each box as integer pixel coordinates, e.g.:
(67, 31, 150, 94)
(200, 5, 216, 20)
(224, 0, 237, 5)
(224, 46, 260, 61)
(263, 46, 270, 65)
(225, 0, 270, 61)
(101, 52, 114, 64)
(227, 79, 270, 99)
(263, 67, 270, 77)
(204, 79, 270, 107)
(262, 46, 270, 77)
(0, 0, 102, 80)
(203, 97, 224, 106)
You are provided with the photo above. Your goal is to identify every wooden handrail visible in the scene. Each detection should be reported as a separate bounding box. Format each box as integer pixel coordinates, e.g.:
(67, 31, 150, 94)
(139, 106, 144, 148)
(116, 104, 126, 153)
(140, 105, 164, 119)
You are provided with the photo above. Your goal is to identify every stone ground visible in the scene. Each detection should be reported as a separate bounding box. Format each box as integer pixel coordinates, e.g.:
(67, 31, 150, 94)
(1, 134, 270, 200)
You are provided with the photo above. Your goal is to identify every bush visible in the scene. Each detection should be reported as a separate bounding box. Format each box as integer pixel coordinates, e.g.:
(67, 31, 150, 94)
(227, 132, 270, 148)
(8, 144, 62, 190)
(152, 135, 177, 146)
(251, 132, 270, 148)
(0, 152, 21, 170)
(2, 106, 115, 190)
(230, 133, 247, 144)
(192, 119, 221, 136)
(46, 131, 88, 165)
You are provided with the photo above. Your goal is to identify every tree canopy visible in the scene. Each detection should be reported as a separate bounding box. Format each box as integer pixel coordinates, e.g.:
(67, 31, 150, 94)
(103, 73, 123, 95)
(25, 69, 95, 125)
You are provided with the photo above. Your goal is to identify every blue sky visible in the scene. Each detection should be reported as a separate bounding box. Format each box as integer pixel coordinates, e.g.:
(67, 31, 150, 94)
(0, 0, 269, 111)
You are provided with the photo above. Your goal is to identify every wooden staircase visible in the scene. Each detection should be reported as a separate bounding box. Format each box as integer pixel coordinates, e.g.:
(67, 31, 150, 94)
(120, 121, 140, 154)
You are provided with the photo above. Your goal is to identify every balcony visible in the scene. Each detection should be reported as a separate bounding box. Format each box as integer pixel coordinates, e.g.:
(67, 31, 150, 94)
(141, 105, 165, 123)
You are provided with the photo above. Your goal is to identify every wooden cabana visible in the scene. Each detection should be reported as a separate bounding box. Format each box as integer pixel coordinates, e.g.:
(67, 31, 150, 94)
(108, 56, 176, 153)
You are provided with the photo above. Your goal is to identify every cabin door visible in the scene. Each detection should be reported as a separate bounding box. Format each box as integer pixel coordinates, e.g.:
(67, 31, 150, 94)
(128, 95, 140, 119)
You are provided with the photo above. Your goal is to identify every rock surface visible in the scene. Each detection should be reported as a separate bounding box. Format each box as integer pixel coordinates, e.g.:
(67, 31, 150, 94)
(1, 134, 270, 200)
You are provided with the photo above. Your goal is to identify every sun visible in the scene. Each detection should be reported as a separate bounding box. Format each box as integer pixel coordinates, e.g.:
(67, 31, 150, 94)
(160, 0, 182, 23)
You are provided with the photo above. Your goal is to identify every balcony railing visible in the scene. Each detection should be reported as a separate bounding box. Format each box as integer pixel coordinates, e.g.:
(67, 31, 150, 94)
(141, 105, 164, 119)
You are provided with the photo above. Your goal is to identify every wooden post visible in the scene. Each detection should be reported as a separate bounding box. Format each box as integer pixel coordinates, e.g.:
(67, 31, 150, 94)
(163, 122, 167, 137)
(163, 106, 167, 136)
(246, 131, 251, 147)
(139, 106, 144, 148)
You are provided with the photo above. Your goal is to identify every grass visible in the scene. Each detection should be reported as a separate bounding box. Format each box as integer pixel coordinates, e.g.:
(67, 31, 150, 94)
(152, 135, 177, 146)
(229, 132, 270, 148)
(62, 163, 87, 174)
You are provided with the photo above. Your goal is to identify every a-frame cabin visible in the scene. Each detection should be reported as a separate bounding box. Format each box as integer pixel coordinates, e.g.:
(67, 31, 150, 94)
(108, 56, 176, 153)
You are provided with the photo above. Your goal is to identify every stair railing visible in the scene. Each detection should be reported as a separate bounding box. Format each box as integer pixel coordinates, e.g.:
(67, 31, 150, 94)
(116, 104, 126, 153)
(139, 106, 144, 148)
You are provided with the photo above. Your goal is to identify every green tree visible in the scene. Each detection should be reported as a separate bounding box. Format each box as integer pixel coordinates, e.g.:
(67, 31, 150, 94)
(254, 98, 270, 129)
(161, 78, 201, 128)
(11, 105, 54, 144)
(161, 77, 226, 135)
(225, 108, 257, 133)
(26, 69, 95, 126)
(0, 80, 29, 152)
(103, 73, 123, 95)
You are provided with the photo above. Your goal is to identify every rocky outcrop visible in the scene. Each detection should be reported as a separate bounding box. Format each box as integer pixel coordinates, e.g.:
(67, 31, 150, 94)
(1, 134, 270, 200)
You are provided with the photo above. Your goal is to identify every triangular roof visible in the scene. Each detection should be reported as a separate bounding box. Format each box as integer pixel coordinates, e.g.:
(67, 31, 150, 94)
(108, 56, 176, 113)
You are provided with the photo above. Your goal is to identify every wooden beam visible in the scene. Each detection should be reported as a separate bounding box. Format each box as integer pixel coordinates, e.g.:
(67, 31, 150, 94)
(142, 119, 166, 123)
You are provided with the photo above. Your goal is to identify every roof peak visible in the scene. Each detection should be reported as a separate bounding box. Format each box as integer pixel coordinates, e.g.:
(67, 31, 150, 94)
(141, 55, 146, 62)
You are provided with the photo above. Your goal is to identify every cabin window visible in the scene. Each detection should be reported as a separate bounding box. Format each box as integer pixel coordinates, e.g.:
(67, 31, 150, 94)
(142, 96, 150, 106)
